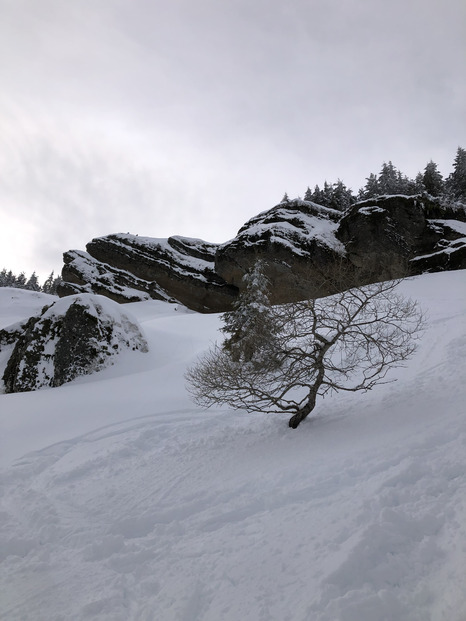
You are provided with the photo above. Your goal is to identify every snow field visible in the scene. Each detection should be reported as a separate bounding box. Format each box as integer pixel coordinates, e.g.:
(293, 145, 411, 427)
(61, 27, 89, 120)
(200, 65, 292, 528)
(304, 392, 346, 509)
(0, 271, 466, 620)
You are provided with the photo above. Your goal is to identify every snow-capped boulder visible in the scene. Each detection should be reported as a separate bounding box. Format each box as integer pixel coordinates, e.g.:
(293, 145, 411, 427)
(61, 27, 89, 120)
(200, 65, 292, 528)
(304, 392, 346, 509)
(1, 294, 148, 393)
(336, 195, 434, 278)
(59, 249, 160, 303)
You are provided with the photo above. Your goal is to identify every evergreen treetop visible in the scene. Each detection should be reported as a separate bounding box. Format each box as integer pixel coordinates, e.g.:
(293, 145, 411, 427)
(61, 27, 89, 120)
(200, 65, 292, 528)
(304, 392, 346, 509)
(0, 269, 62, 294)
(446, 147, 466, 202)
(422, 160, 444, 197)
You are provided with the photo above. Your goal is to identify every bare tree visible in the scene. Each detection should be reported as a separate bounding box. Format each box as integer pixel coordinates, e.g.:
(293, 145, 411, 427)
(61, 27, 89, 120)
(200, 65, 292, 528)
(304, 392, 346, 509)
(186, 272, 424, 429)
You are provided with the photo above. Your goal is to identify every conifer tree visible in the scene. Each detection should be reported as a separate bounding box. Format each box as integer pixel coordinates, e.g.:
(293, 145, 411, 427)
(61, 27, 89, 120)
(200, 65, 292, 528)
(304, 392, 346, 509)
(311, 184, 324, 205)
(446, 147, 466, 202)
(329, 179, 354, 211)
(25, 272, 41, 291)
(359, 173, 379, 199)
(42, 272, 56, 294)
(5, 270, 16, 287)
(15, 272, 27, 288)
(422, 160, 444, 197)
(321, 181, 333, 207)
(378, 162, 399, 195)
(414, 172, 425, 193)
(0, 269, 17, 287)
(221, 260, 279, 365)
(51, 274, 63, 295)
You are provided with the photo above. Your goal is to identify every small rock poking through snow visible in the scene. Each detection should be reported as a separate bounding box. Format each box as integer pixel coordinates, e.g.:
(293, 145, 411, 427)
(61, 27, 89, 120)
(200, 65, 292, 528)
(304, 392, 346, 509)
(0, 293, 148, 393)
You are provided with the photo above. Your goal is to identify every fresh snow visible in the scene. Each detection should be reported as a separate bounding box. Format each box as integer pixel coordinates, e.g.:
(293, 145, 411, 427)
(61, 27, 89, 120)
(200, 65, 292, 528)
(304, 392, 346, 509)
(1, 271, 466, 621)
(0, 288, 57, 329)
(430, 219, 466, 236)
(233, 210, 345, 255)
(358, 205, 386, 215)
(105, 234, 217, 278)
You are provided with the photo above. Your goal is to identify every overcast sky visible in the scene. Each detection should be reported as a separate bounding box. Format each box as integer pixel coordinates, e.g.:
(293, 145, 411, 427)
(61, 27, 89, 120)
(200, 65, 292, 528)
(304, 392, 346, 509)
(1, 0, 465, 279)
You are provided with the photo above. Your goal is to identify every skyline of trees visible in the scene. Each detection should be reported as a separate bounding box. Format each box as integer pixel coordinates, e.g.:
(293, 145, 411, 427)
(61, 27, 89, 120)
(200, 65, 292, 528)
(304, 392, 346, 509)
(283, 146, 466, 210)
(3, 148, 465, 286)
(0, 269, 62, 295)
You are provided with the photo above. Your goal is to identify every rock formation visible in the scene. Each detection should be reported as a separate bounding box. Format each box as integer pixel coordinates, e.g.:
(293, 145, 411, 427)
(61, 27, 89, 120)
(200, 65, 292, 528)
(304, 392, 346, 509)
(1, 294, 147, 393)
(337, 196, 445, 275)
(59, 235, 238, 313)
(58, 195, 466, 312)
(215, 201, 345, 303)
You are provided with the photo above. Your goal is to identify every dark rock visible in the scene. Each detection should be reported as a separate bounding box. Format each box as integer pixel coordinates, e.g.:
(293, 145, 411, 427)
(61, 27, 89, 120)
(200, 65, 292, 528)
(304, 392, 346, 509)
(59, 249, 173, 303)
(59, 235, 238, 313)
(1, 294, 148, 393)
(58, 195, 466, 313)
(215, 200, 345, 303)
(336, 195, 434, 278)
(410, 220, 466, 272)
(336, 195, 466, 280)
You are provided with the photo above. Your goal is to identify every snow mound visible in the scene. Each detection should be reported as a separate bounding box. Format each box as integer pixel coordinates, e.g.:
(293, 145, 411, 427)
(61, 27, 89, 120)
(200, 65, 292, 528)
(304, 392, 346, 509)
(0, 287, 57, 329)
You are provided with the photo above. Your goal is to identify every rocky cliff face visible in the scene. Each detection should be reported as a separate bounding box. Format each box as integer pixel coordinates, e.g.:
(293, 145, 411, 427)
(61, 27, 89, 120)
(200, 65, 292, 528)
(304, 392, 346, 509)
(58, 195, 466, 312)
(337, 195, 466, 278)
(215, 201, 345, 303)
(59, 234, 238, 313)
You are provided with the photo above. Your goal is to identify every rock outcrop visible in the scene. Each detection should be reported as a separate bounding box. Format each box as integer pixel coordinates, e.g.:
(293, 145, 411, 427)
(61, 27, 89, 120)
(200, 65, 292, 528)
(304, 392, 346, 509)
(1, 294, 147, 393)
(337, 195, 466, 278)
(215, 201, 345, 303)
(59, 235, 238, 313)
(410, 219, 466, 272)
(58, 195, 466, 312)
(337, 196, 439, 277)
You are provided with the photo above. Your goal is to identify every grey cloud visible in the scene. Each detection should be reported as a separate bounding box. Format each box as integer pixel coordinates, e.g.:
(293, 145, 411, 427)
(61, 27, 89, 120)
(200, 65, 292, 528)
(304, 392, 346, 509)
(0, 0, 464, 276)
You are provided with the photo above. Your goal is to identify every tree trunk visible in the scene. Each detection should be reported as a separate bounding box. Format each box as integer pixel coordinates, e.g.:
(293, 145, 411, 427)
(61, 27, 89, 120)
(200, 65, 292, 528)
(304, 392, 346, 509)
(288, 392, 317, 429)
(288, 363, 325, 429)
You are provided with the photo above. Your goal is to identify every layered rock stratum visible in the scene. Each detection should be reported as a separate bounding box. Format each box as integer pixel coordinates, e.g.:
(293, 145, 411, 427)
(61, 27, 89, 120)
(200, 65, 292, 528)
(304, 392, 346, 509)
(58, 195, 466, 312)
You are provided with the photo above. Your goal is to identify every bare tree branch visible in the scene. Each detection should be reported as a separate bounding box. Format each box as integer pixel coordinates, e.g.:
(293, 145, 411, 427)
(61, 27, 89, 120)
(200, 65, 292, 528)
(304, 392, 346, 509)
(186, 263, 425, 430)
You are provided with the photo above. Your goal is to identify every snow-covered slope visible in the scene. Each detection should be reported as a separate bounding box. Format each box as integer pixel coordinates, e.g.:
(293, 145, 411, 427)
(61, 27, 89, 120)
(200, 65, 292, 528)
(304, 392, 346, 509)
(1, 272, 465, 621)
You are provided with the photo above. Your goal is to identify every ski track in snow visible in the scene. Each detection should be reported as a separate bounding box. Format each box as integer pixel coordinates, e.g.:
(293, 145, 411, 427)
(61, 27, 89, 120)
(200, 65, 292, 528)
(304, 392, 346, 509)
(2, 406, 466, 621)
(1, 273, 466, 620)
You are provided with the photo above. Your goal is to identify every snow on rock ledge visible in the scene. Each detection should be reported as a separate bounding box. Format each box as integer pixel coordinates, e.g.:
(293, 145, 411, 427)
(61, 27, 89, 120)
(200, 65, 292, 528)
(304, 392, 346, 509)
(0, 294, 148, 393)
(59, 234, 238, 313)
(58, 195, 466, 312)
(336, 195, 466, 279)
(215, 199, 346, 303)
